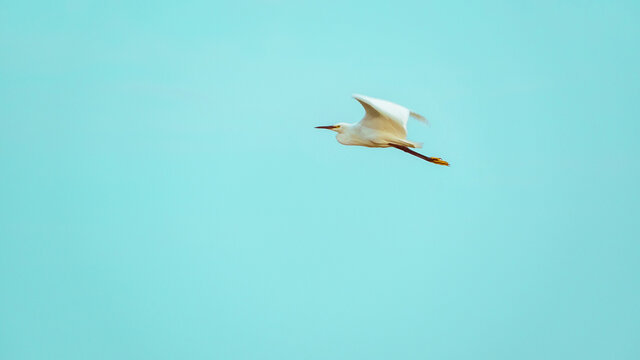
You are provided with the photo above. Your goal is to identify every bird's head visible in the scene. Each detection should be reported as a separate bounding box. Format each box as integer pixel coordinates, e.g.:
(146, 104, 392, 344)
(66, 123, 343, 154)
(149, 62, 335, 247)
(315, 123, 349, 133)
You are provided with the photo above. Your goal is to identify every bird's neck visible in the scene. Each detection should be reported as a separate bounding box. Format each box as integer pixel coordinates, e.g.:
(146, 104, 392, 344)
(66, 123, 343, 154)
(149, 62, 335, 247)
(336, 123, 361, 145)
(339, 123, 357, 133)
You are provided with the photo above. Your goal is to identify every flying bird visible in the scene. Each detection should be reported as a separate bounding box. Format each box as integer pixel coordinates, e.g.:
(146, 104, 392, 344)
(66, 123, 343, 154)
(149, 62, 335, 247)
(316, 94, 449, 166)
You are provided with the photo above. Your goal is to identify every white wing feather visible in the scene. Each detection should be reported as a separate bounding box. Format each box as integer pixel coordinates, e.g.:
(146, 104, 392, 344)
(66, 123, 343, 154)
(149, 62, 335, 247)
(410, 111, 428, 124)
(352, 94, 409, 138)
(352, 94, 426, 138)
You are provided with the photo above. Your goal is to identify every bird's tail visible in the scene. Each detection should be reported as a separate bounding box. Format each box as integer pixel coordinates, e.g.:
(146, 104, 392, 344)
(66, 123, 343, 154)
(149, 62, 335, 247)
(390, 138, 422, 148)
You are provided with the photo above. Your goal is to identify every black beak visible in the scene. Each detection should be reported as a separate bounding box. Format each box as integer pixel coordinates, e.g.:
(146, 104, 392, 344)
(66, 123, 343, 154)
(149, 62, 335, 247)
(315, 125, 337, 130)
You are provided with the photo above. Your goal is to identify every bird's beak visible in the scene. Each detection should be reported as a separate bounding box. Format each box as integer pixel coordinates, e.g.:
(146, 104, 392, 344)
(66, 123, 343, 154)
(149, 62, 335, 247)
(315, 125, 337, 130)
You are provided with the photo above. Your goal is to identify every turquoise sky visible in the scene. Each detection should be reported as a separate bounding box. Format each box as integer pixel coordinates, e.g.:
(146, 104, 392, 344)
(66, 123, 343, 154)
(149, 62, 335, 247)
(2, 1, 639, 359)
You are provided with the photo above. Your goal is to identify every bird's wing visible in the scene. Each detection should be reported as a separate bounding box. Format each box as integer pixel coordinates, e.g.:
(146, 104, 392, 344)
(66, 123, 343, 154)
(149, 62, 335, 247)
(352, 94, 411, 138)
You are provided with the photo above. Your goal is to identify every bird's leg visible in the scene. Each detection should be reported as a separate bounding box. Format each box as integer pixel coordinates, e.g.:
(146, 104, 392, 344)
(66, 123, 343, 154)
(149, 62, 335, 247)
(389, 144, 449, 166)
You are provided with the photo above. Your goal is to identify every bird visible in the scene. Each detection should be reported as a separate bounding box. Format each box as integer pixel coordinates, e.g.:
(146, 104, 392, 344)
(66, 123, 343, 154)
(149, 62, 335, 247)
(315, 94, 449, 166)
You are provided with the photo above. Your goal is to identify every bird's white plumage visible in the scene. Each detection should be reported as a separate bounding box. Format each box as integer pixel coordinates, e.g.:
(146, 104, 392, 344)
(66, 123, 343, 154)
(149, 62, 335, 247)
(317, 95, 425, 148)
(315, 94, 448, 165)
(352, 94, 411, 138)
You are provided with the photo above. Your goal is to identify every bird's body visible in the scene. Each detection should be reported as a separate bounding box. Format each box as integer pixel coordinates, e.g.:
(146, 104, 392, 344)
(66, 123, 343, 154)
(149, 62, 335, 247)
(334, 122, 415, 148)
(316, 94, 449, 166)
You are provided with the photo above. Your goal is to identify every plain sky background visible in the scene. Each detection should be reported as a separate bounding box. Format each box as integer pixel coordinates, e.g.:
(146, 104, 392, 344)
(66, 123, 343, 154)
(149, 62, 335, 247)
(1, 1, 639, 359)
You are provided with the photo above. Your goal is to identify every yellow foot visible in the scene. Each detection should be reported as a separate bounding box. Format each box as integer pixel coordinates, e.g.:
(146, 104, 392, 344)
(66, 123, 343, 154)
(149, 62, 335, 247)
(431, 158, 450, 166)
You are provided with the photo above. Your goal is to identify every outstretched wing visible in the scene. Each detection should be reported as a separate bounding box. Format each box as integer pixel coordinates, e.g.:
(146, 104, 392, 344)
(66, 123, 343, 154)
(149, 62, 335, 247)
(352, 94, 412, 138)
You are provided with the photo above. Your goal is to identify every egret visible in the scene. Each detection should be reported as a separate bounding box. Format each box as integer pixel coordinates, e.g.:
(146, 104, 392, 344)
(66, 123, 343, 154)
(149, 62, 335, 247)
(316, 94, 449, 166)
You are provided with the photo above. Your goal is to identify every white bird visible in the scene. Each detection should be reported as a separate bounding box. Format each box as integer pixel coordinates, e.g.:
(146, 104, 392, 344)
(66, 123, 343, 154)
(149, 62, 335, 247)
(316, 94, 449, 166)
